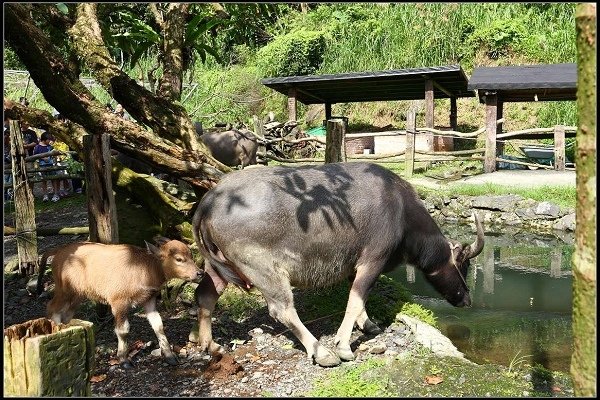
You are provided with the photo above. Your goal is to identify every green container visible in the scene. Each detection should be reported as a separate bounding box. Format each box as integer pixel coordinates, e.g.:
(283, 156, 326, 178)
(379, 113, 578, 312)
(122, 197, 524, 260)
(306, 126, 326, 136)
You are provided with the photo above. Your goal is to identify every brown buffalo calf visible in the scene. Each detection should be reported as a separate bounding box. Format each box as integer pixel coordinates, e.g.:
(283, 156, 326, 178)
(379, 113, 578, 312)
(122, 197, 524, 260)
(36, 237, 202, 368)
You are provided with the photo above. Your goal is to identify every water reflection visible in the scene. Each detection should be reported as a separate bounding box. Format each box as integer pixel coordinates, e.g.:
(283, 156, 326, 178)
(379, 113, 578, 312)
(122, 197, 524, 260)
(387, 223, 574, 372)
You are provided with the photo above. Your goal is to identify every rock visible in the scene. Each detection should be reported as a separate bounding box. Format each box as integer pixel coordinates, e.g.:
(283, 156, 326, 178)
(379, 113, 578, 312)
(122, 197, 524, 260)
(535, 202, 560, 218)
(151, 348, 162, 357)
(515, 207, 537, 220)
(241, 376, 249, 383)
(369, 344, 387, 354)
(553, 213, 576, 231)
(397, 314, 472, 361)
(471, 194, 523, 212)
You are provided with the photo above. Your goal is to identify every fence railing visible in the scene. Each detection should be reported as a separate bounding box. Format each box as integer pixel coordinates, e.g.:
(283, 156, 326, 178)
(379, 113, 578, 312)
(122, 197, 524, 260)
(255, 117, 576, 174)
(3, 150, 84, 188)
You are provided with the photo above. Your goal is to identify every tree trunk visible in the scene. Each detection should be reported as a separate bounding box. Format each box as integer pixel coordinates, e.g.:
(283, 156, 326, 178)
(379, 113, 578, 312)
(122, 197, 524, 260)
(571, 3, 596, 397)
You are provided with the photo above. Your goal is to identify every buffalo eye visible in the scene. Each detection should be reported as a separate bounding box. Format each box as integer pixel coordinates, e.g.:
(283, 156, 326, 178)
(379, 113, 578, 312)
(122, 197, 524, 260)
(175, 256, 184, 263)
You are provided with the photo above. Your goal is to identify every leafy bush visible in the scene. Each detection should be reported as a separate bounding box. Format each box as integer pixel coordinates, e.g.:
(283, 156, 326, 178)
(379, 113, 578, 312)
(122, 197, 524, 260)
(256, 29, 326, 77)
(466, 18, 527, 60)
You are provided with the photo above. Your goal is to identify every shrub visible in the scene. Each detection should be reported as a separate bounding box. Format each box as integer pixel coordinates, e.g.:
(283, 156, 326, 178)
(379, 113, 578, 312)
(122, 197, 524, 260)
(466, 18, 527, 60)
(256, 29, 326, 77)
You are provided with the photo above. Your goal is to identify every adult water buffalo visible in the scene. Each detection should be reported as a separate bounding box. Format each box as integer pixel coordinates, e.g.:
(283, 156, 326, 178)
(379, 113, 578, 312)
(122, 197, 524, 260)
(192, 162, 484, 367)
(200, 128, 258, 168)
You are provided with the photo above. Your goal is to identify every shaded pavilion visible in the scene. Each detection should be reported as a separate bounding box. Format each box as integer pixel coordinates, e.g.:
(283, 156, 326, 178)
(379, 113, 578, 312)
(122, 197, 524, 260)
(468, 63, 577, 172)
(261, 65, 475, 150)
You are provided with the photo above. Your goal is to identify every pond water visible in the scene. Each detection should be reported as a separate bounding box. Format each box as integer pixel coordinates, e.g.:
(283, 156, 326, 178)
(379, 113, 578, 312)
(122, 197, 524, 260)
(386, 222, 574, 373)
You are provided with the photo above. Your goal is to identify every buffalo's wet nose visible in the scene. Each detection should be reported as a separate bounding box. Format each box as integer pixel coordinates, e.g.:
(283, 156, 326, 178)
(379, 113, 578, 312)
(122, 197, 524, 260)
(462, 295, 472, 308)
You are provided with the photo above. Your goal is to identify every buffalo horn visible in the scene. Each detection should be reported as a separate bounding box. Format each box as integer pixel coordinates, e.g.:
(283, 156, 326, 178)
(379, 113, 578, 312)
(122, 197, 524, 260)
(467, 213, 485, 259)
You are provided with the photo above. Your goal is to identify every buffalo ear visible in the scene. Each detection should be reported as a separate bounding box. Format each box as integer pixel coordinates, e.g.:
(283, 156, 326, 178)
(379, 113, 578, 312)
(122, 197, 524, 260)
(145, 241, 160, 255)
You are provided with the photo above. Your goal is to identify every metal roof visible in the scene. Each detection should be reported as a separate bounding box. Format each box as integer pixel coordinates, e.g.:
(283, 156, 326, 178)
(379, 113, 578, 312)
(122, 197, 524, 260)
(468, 63, 577, 102)
(261, 65, 475, 105)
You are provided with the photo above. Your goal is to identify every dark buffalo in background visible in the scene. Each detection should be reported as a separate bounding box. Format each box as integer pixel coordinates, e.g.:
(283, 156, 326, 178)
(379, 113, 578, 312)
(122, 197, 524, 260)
(199, 128, 258, 168)
(191, 161, 485, 367)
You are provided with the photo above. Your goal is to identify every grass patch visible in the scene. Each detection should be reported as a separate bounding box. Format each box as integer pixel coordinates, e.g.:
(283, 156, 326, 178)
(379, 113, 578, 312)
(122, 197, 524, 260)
(303, 348, 573, 397)
(308, 358, 392, 397)
(419, 183, 576, 209)
(297, 275, 413, 327)
(216, 286, 266, 323)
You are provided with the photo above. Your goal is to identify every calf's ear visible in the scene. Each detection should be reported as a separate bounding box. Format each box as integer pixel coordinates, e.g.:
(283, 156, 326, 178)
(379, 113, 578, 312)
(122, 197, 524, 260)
(153, 235, 170, 246)
(145, 241, 160, 255)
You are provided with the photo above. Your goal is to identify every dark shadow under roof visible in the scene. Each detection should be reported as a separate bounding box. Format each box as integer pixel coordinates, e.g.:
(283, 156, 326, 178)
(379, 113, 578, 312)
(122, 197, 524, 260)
(468, 63, 577, 102)
(261, 65, 475, 105)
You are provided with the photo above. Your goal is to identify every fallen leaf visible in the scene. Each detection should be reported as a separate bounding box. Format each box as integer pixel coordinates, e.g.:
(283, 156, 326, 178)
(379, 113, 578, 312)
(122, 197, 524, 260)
(424, 375, 444, 385)
(108, 358, 120, 366)
(129, 340, 146, 351)
(90, 374, 107, 383)
(551, 386, 562, 392)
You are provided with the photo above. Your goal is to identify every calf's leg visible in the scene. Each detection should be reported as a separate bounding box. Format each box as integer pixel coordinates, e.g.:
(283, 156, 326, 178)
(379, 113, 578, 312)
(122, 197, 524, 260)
(111, 299, 134, 369)
(144, 296, 178, 366)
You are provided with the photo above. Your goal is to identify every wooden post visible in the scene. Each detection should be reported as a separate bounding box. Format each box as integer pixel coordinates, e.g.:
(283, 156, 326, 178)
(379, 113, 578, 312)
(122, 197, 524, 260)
(484, 93, 498, 173)
(8, 120, 38, 276)
(497, 99, 505, 156)
(554, 125, 566, 170)
(405, 110, 416, 178)
(288, 88, 297, 122)
(450, 96, 457, 131)
(425, 79, 435, 151)
(83, 134, 118, 244)
(324, 103, 332, 122)
(325, 118, 346, 163)
(252, 115, 267, 165)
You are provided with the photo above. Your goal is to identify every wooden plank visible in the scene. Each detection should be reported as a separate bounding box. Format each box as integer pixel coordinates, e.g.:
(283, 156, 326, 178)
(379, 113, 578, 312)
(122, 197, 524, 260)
(325, 119, 346, 163)
(554, 125, 566, 170)
(405, 110, 416, 178)
(484, 93, 498, 173)
(287, 88, 297, 122)
(83, 134, 118, 244)
(252, 115, 267, 165)
(9, 120, 38, 275)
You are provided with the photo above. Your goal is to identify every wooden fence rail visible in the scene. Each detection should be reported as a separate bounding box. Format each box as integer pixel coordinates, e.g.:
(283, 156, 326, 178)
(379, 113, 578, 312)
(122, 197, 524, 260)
(258, 118, 575, 173)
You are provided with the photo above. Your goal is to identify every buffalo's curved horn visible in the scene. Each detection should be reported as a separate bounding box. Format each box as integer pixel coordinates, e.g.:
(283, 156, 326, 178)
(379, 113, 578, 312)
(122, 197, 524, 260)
(467, 213, 485, 259)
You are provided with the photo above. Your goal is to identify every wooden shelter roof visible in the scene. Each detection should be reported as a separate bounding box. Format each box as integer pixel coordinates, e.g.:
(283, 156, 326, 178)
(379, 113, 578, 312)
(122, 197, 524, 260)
(260, 65, 475, 104)
(468, 63, 577, 102)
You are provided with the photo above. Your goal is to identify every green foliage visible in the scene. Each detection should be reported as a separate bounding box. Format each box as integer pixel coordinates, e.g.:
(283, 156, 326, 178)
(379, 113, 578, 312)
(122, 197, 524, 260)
(3, 45, 25, 70)
(466, 17, 527, 60)
(298, 275, 412, 327)
(216, 287, 265, 323)
(308, 358, 392, 397)
(256, 29, 326, 77)
(400, 303, 438, 327)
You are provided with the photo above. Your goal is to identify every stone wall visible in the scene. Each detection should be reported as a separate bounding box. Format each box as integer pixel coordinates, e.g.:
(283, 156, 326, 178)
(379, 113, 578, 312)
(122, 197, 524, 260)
(421, 194, 576, 233)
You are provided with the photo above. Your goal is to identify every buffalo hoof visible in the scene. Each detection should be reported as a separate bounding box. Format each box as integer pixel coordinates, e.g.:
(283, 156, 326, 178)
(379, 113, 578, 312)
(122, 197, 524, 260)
(336, 346, 355, 361)
(314, 348, 341, 367)
(360, 320, 382, 335)
(164, 354, 179, 366)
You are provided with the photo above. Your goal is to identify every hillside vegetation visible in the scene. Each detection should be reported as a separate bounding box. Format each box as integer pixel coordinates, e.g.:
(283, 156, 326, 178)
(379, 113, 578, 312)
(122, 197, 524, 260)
(186, 3, 577, 134)
(5, 3, 577, 136)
